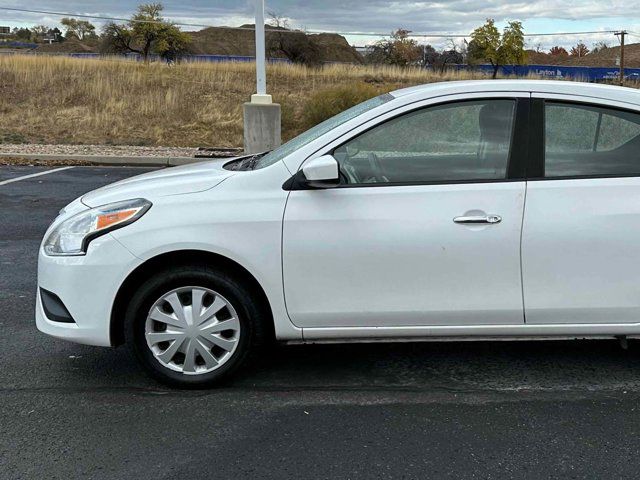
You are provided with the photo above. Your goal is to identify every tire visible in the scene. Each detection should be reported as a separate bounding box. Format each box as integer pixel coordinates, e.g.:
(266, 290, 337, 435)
(125, 264, 267, 388)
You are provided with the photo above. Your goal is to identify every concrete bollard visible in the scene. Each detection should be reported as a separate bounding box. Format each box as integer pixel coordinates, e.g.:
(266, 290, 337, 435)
(243, 100, 282, 154)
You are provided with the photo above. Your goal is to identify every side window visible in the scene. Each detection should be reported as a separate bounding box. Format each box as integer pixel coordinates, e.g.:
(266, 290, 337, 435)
(545, 102, 640, 177)
(333, 99, 516, 184)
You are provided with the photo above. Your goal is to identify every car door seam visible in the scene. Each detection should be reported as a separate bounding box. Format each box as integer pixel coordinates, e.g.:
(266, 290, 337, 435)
(280, 187, 304, 337)
(520, 181, 528, 324)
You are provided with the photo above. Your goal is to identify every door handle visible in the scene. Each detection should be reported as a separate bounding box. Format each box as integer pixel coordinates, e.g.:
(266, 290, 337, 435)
(453, 214, 502, 224)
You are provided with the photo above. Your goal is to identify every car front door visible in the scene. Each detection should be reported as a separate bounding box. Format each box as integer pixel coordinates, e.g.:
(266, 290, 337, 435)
(282, 94, 530, 329)
(523, 95, 640, 324)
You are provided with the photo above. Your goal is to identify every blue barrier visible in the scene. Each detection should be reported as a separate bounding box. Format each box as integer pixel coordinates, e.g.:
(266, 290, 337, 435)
(451, 64, 640, 82)
(66, 52, 292, 63)
(182, 54, 290, 63)
(7, 48, 639, 80)
(0, 41, 38, 49)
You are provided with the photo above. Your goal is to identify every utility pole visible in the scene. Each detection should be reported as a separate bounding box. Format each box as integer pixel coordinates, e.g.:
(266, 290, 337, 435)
(615, 30, 627, 86)
(242, 0, 281, 154)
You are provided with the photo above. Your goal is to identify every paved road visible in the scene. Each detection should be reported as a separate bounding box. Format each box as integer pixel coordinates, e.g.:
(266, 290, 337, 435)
(2, 165, 640, 479)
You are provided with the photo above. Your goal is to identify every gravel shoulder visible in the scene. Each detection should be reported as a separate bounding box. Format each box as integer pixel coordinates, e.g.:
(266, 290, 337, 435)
(0, 144, 243, 166)
(0, 143, 200, 158)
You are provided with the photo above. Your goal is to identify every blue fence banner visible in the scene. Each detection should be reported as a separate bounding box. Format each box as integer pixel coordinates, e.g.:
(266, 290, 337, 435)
(0, 41, 38, 49)
(65, 52, 292, 64)
(4, 47, 640, 80)
(450, 64, 640, 82)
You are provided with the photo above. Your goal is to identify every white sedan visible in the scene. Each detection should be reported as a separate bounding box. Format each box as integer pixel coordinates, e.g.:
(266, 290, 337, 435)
(36, 80, 640, 387)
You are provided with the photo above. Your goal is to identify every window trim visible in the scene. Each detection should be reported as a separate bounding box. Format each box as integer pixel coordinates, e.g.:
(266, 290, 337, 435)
(529, 98, 640, 181)
(285, 96, 530, 191)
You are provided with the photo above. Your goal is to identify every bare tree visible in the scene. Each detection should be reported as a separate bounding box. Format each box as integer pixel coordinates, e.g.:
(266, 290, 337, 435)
(61, 18, 96, 40)
(549, 46, 568, 56)
(592, 41, 609, 53)
(367, 29, 422, 66)
(30, 25, 49, 40)
(266, 11, 320, 67)
(570, 41, 589, 57)
(267, 12, 289, 29)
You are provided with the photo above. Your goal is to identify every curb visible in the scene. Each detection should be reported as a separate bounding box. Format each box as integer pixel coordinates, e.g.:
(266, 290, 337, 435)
(0, 153, 206, 167)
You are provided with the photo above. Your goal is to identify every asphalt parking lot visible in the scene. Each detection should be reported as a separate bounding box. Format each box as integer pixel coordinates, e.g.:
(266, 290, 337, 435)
(3, 165, 640, 479)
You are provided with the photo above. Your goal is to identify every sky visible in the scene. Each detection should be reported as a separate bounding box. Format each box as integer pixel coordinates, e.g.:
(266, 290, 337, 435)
(1, 0, 640, 51)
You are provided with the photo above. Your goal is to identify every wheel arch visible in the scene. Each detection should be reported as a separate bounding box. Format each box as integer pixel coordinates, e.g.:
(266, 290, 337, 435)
(110, 249, 275, 346)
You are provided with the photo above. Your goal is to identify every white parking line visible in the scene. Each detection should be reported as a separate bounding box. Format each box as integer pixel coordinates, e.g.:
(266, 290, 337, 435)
(0, 166, 75, 187)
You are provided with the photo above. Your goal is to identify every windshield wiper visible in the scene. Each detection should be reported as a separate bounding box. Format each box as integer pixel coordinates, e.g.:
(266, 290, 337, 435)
(225, 152, 269, 171)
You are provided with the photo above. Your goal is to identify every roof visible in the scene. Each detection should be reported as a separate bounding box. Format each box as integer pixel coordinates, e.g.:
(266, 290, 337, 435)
(391, 80, 640, 105)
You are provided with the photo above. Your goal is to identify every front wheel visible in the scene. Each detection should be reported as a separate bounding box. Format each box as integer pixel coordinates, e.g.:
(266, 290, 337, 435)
(125, 265, 264, 388)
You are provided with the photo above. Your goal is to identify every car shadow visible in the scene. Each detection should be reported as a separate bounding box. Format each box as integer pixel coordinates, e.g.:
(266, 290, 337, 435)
(71, 339, 640, 393)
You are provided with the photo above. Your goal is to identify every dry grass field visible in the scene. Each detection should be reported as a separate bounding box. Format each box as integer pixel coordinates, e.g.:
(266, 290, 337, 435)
(0, 55, 492, 147)
(0, 55, 637, 148)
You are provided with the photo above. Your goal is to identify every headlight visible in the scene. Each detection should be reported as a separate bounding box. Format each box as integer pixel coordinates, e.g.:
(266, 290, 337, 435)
(43, 198, 151, 256)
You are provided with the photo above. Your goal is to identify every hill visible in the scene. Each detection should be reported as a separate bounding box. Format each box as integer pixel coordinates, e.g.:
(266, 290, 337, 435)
(31, 25, 363, 64)
(308, 33, 362, 64)
(188, 25, 362, 63)
(35, 37, 101, 54)
(526, 43, 640, 68)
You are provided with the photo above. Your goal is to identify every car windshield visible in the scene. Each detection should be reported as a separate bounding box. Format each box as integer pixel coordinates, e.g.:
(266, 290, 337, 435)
(251, 93, 394, 170)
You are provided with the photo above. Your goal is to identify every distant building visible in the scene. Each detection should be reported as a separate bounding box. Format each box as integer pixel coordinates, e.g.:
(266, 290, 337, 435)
(354, 46, 374, 56)
(43, 34, 58, 44)
(0, 26, 11, 36)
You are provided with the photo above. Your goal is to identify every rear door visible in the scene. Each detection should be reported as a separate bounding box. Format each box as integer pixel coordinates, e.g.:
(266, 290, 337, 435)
(523, 95, 640, 324)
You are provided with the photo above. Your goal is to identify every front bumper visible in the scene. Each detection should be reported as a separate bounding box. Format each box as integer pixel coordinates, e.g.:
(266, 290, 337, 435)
(36, 233, 140, 347)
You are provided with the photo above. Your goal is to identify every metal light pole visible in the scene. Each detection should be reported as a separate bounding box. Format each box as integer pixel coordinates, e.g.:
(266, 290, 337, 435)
(252, 0, 268, 102)
(242, 0, 281, 153)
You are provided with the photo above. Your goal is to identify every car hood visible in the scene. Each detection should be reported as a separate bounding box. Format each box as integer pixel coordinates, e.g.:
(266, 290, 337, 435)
(81, 158, 235, 207)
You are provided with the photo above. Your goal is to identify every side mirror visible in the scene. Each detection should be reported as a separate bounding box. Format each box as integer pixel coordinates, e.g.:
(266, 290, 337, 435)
(301, 155, 340, 188)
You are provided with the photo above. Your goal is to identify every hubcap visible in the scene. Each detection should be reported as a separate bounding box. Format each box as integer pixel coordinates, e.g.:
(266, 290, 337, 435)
(144, 286, 241, 375)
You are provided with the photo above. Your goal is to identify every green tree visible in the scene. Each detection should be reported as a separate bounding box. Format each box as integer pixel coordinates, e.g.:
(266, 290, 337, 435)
(102, 3, 190, 62)
(468, 19, 527, 78)
(154, 25, 191, 62)
(11, 27, 32, 41)
(367, 29, 422, 67)
(47, 27, 64, 42)
(61, 18, 96, 40)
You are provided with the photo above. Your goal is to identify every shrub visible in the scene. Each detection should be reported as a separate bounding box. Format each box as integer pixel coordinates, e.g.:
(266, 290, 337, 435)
(302, 83, 381, 129)
(0, 131, 28, 144)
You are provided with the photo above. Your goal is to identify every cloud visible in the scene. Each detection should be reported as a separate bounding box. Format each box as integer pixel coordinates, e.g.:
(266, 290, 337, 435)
(1, 0, 638, 49)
